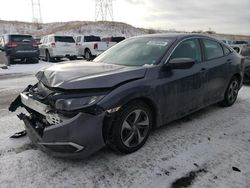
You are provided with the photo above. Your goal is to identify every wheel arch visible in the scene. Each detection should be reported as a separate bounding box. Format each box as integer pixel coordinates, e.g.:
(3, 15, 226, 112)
(102, 96, 158, 143)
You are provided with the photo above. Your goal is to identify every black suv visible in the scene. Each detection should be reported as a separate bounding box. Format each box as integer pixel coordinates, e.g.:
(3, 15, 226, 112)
(0, 34, 39, 65)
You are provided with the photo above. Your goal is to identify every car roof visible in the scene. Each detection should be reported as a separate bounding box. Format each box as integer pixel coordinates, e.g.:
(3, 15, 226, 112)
(135, 33, 217, 40)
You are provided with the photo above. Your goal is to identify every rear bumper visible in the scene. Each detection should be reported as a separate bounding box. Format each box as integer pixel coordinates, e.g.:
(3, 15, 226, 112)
(20, 111, 106, 159)
(6, 50, 39, 59)
(50, 49, 77, 57)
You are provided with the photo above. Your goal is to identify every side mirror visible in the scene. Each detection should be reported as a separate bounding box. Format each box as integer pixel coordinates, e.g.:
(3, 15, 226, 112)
(165, 58, 195, 70)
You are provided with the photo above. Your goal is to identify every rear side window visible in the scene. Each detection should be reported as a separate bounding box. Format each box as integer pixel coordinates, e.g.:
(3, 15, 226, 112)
(170, 38, 202, 63)
(55, 36, 75, 43)
(10, 35, 33, 42)
(203, 39, 224, 60)
(84, 36, 101, 42)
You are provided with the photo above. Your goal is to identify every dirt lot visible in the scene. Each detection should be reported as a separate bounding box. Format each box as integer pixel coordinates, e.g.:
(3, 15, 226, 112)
(0, 72, 250, 188)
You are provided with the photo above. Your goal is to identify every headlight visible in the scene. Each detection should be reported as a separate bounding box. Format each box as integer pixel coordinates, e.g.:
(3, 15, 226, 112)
(55, 95, 104, 111)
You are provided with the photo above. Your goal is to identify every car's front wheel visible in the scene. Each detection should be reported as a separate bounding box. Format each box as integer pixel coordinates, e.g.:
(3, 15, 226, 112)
(220, 76, 240, 107)
(106, 101, 152, 154)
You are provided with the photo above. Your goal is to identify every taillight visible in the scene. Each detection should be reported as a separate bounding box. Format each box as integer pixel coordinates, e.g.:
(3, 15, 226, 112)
(94, 43, 98, 49)
(6, 42, 17, 47)
(51, 43, 56, 47)
(32, 42, 38, 47)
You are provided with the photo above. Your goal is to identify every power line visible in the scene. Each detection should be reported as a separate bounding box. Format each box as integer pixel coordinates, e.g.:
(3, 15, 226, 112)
(95, 0, 113, 21)
(31, 0, 42, 24)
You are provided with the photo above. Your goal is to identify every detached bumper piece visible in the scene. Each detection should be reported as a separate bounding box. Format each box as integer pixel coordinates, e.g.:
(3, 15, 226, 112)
(18, 111, 105, 158)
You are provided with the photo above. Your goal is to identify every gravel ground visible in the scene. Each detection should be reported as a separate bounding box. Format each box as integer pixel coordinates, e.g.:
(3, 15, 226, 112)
(0, 73, 250, 188)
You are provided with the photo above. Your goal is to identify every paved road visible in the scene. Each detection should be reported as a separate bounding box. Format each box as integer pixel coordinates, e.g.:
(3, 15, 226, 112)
(0, 74, 250, 188)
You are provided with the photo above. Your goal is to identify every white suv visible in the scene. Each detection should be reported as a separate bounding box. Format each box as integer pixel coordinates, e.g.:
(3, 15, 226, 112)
(39, 35, 77, 62)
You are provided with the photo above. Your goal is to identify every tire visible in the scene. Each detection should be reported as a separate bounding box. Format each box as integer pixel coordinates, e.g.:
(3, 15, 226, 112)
(106, 101, 152, 154)
(69, 56, 77, 60)
(84, 49, 92, 60)
(27, 58, 39, 64)
(220, 76, 240, 107)
(5, 56, 12, 66)
(45, 50, 53, 62)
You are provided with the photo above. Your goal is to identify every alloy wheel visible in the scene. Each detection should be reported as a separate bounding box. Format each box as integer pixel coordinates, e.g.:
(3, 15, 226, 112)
(121, 109, 150, 148)
(228, 80, 239, 103)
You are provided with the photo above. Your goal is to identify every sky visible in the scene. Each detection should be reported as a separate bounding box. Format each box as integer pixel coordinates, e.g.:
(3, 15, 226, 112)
(0, 0, 249, 35)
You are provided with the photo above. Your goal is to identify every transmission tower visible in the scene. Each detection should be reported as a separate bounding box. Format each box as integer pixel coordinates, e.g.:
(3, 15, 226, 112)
(31, 0, 42, 24)
(95, 0, 114, 21)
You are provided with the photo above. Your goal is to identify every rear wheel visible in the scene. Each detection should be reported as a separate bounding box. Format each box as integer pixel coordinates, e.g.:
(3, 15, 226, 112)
(6, 56, 12, 66)
(84, 49, 92, 60)
(220, 76, 240, 107)
(106, 101, 152, 154)
(69, 56, 77, 60)
(45, 51, 53, 62)
(27, 58, 39, 64)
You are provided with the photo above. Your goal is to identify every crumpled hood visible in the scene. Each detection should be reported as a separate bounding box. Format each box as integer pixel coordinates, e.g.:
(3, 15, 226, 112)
(36, 61, 147, 90)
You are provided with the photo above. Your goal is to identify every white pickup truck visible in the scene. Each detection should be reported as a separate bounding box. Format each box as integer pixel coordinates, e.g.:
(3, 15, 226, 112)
(75, 35, 116, 60)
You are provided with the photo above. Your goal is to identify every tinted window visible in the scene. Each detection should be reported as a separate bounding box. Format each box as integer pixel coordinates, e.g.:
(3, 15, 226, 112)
(94, 37, 173, 66)
(55, 36, 75, 43)
(10, 35, 33, 42)
(203, 39, 224, 60)
(223, 45, 231, 55)
(84, 36, 101, 42)
(111, 37, 125, 43)
(170, 38, 202, 63)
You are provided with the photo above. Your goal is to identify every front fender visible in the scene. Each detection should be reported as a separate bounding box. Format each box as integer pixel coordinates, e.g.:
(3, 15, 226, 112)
(97, 78, 160, 125)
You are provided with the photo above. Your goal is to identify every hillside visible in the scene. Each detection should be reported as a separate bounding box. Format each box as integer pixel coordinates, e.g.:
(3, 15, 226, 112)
(0, 19, 249, 40)
(0, 20, 150, 38)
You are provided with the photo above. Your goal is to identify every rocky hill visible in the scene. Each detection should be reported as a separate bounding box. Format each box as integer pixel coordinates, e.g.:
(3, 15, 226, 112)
(0, 20, 152, 38)
(0, 19, 249, 40)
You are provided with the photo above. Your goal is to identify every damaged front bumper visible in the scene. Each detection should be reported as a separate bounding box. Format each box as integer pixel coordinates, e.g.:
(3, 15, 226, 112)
(10, 89, 106, 159)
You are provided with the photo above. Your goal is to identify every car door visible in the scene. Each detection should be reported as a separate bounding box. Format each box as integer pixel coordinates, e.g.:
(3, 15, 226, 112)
(160, 38, 204, 122)
(201, 38, 230, 105)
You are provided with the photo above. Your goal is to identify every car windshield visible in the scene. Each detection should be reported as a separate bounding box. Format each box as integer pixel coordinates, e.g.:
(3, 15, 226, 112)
(93, 37, 173, 66)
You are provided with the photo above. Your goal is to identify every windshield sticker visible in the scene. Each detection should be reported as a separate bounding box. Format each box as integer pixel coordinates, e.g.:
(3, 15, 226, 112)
(147, 41, 169, 46)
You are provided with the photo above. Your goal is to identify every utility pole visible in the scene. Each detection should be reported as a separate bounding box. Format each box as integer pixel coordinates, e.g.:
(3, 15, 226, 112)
(95, 0, 113, 21)
(31, 0, 42, 29)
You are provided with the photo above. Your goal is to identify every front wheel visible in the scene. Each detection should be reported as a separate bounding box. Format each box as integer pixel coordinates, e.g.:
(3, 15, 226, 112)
(106, 101, 152, 154)
(220, 76, 240, 107)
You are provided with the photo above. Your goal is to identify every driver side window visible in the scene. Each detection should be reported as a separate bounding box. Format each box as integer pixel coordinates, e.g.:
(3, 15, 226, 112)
(170, 38, 202, 63)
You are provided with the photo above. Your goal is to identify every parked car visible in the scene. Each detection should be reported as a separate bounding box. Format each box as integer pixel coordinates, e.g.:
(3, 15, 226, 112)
(102, 36, 125, 43)
(39, 35, 77, 62)
(75, 35, 116, 60)
(0, 34, 39, 65)
(241, 46, 250, 83)
(10, 33, 244, 159)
